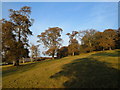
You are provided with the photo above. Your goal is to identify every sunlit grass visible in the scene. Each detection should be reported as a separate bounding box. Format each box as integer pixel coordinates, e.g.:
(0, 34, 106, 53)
(2, 49, 120, 88)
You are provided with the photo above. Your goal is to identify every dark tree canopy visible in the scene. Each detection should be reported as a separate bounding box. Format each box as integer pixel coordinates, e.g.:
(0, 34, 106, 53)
(57, 46, 68, 58)
(2, 6, 33, 66)
(115, 28, 120, 49)
(2, 19, 16, 63)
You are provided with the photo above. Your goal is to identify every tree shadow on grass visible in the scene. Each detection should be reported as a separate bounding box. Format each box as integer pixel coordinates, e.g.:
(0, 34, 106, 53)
(91, 50, 120, 57)
(50, 58, 119, 88)
(2, 63, 37, 77)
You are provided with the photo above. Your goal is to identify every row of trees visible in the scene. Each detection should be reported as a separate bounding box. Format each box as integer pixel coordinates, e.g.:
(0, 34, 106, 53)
(37, 28, 120, 59)
(2, 6, 33, 66)
(2, 6, 120, 66)
(79, 29, 119, 52)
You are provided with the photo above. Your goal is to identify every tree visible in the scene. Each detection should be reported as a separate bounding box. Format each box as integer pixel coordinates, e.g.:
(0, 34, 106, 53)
(30, 44, 40, 58)
(66, 31, 79, 55)
(8, 6, 33, 65)
(115, 28, 120, 49)
(2, 19, 17, 64)
(68, 39, 80, 55)
(2, 19, 29, 65)
(80, 29, 97, 52)
(9, 6, 33, 45)
(37, 27, 63, 59)
(99, 29, 117, 50)
(92, 31, 104, 51)
(104, 29, 117, 50)
(57, 46, 68, 58)
(89, 29, 117, 51)
(0, 20, 2, 64)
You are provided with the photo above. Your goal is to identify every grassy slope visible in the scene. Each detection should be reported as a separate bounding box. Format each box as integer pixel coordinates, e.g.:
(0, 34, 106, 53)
(2, 49, 120, 88)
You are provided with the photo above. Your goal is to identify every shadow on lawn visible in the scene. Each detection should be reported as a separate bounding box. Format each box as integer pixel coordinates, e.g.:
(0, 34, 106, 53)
(2, 63, 37, 77)
(50, 57, 119, 88)
(91, 50, 120, 57)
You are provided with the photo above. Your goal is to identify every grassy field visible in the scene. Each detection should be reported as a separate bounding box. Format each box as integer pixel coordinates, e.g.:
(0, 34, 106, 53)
(2, 49, 120, 88)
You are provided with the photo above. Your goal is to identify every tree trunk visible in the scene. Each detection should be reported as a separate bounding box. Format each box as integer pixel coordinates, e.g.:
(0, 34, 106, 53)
(31, 58, 33, 62)
(72, 52, 75, 56)
(13, 61, 15, 66)
(109, 47, 112, 50)
(52, 54, 54, 59)
(103, 48, 104, 51)
(23, 58, 25, 63)
(18, 28, 21, 42)
(13, 60, 19, 66)
(52, 50, 55, 59)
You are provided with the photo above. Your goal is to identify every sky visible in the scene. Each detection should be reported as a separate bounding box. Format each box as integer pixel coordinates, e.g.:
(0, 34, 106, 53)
(2, 2, 118, 56)
(1, 0, 120, 2)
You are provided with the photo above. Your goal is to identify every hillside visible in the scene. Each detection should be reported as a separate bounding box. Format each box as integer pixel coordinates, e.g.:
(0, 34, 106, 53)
(2, 49, 120, 88)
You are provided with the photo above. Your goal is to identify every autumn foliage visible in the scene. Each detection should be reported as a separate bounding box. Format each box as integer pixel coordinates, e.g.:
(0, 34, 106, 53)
(2, 6, 33, 66)
(1, 6, 120, 65)
(57, 29, 120, 58)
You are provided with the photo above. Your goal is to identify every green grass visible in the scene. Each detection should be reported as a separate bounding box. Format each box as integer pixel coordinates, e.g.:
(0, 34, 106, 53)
(2, 49, 120, 88)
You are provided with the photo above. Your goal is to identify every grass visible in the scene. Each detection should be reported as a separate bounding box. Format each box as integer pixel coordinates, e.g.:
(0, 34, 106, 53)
(2, 49, 120, 88)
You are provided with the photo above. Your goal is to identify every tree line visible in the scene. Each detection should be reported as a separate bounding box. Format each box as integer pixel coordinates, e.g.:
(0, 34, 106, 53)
(38, 28, 120, 59)
(1, 6, 120, 66)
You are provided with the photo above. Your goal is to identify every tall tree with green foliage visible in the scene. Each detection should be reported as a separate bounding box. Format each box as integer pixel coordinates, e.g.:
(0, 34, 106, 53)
(37, 27, 63, 59)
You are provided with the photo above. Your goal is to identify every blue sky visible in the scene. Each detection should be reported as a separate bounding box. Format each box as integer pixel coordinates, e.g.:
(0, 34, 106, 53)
(2, 2, 118, 56)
